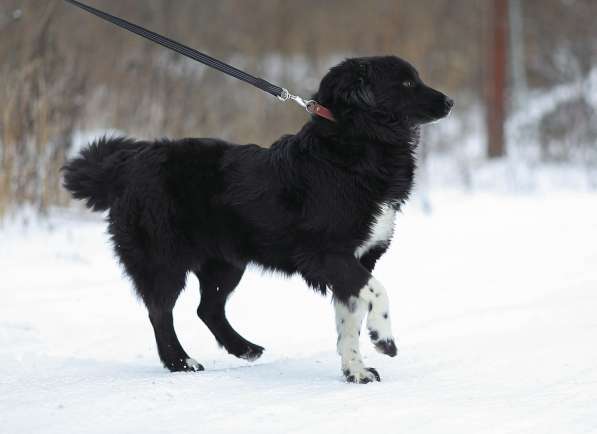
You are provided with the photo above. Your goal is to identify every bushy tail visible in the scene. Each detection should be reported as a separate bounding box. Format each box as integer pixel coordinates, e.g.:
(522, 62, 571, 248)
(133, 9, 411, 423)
(62, 136, 142, 212)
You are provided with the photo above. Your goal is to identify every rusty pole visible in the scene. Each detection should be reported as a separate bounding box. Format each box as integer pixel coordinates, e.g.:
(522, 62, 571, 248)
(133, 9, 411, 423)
(487, 0, 508, 158)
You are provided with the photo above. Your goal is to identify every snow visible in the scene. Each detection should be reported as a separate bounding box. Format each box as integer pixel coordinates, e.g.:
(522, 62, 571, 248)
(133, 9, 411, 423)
(1, 191, 597, 434)
(419, 66, 597, 193)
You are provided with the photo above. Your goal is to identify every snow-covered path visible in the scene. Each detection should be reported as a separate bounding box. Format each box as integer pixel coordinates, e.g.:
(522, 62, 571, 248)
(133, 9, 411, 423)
(1, 191, 596, 434)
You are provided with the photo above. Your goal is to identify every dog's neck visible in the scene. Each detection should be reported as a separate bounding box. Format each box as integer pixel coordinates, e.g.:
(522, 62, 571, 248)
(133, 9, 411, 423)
(276, 118, 417, 206)
(298, 116, 419, 155)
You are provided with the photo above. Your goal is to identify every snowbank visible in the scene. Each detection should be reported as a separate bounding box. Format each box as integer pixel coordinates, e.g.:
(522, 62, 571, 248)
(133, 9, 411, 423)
(1, 191, 596, 434)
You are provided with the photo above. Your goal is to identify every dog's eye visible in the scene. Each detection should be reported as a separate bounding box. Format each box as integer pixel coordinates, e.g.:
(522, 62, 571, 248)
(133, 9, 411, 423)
(402, 80, 415, 88)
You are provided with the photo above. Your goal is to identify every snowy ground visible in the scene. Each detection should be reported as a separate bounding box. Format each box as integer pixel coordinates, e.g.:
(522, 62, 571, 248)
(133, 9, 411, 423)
(1, 191, 597, 434)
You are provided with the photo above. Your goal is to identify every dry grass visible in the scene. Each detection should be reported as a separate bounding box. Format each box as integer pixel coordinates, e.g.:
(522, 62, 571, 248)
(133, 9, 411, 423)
(0, 0, 595, 217)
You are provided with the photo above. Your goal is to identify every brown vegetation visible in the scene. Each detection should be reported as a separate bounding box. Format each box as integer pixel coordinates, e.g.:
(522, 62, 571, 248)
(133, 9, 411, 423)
(0, 0, 595, 215)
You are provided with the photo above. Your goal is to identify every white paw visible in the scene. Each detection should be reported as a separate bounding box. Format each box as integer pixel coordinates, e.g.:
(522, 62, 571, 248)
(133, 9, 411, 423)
(343, 366, 381, 384)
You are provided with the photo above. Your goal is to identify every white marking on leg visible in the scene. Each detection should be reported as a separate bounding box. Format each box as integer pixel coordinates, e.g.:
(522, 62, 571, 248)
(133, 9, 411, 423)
(359, 277, 397, 356)
(355, 202, 395, 258)
(334, 297, 379, 383)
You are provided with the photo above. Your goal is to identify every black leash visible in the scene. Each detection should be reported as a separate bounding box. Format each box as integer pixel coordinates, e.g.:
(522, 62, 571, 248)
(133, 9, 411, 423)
(63, 0, 335, 122)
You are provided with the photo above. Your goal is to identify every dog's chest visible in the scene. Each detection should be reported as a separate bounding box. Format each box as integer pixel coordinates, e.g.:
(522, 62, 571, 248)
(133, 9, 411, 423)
(354, 202, 396, 258)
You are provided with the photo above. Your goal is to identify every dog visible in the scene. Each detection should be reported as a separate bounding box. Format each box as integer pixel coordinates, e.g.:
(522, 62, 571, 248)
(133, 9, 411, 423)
(63, 56, 453, 383)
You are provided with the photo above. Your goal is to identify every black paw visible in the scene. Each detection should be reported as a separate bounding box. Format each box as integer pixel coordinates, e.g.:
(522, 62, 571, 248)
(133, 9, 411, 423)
(343, 367, 381, 384)
(374, 338, 398, 357)
(224, 338, 265, 362)
(165, 357, 204, 372)
(238, 342, 265, 362)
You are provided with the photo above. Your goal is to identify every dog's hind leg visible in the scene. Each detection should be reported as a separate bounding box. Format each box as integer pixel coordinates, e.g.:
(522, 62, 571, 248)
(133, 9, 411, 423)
(307, 254, 397, 383)
(108, 196, 200, 372)
(195, 259, 264, 361)
(131, 267, 203, 372)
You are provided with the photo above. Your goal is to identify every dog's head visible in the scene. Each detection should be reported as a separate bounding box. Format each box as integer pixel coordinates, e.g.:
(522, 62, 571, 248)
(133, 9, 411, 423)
(314, 56, 453, 127)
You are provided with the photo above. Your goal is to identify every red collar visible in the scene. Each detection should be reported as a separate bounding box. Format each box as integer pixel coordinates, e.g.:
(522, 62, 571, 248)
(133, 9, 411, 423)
(306, 101, 336, 122)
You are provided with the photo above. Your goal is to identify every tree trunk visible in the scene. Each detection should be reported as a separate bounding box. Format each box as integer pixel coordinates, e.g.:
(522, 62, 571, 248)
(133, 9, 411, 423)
(486, 0, 508, 158)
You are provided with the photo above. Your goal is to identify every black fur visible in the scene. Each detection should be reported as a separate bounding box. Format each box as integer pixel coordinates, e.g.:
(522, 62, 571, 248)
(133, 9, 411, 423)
(62, 56, 452, 374)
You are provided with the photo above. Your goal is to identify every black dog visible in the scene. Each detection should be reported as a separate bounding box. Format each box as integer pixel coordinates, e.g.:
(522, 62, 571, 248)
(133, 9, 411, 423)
(63, 56, 452, 383)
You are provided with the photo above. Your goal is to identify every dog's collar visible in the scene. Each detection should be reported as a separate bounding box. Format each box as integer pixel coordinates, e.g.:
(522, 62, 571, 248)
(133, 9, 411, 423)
(306, 101, 336, 122)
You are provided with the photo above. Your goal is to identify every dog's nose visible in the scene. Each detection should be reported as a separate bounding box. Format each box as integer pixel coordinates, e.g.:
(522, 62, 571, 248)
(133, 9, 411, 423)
(445, 97, 454, 111)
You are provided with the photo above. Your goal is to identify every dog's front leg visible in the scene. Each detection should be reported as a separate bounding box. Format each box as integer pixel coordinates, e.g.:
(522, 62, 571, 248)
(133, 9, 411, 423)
(334, 297, 381, 383)
(362, 277, 398, 357)
(317, 255, 397, 383)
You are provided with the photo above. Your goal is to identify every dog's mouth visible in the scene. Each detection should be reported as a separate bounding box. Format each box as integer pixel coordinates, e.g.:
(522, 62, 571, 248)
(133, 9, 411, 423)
(443, 97, 455, 116)
(414, 97, 454, 124)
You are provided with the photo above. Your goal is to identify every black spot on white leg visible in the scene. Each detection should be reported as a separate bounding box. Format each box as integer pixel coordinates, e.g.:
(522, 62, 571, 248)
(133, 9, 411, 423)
(348, 299, 358, 313)
(368, 328, 396, 356)
(374, 339, 397, 357)
(361, 277, 398, 358)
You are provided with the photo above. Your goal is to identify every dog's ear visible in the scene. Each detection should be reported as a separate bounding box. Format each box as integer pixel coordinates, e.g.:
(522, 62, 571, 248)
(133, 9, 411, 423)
(314, 60, 375, 112)
(340, 61, 375, 108)
(346, 62, 375, 108)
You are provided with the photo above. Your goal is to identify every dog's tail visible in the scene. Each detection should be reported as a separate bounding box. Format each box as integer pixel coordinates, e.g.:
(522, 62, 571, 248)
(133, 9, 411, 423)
(62, 136, 142, 212)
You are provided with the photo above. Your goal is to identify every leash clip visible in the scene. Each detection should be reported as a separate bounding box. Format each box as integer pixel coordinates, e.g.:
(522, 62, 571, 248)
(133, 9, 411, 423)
(277, 88, 290, 102)
(278, 88, 313, 112)
(278, 88, 335, 122)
